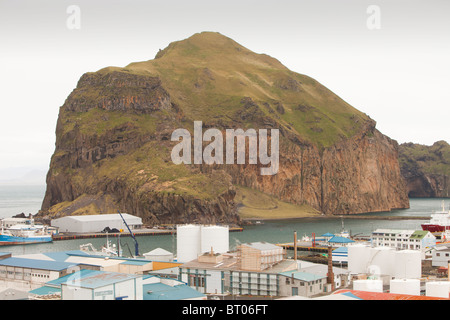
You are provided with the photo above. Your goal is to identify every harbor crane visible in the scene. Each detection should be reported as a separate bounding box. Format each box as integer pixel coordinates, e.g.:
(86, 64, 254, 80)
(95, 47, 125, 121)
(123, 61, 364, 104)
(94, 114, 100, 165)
(117, 210, 139, 257)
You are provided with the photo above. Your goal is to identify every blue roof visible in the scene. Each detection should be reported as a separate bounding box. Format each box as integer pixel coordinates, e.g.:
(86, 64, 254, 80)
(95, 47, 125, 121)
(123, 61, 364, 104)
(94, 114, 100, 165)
(333, 247, 349, 254)
(321, 233, 335, 237)
(120, 260, 151, 266)
(29, 285, 61, 296)
(45, 269, 98, 287)
(279, 271, 325, 282)
(143, 283, 205, 300)
(0, 257, 78, 271)
(42, 250, 89, 262)
(340, 291, 363, 300)
(328, 236, 355, 244)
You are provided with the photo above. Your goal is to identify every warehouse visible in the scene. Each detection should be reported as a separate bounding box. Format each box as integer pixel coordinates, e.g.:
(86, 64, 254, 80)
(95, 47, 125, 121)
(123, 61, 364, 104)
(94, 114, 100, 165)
(51, 213, 143, 233)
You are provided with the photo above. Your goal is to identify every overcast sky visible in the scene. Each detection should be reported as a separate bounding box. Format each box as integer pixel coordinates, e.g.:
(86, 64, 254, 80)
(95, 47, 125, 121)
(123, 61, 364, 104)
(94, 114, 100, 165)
(0, 0, 449, 181)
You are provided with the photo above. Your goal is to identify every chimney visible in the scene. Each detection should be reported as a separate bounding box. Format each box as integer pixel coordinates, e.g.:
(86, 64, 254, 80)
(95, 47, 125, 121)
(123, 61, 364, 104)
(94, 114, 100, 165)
(294, 231, 297, 260)
(327, 246, 335, 291)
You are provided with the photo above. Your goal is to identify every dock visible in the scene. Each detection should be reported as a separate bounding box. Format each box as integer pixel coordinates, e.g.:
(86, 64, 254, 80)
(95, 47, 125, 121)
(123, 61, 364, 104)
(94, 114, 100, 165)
(52, 226, 243, 241)
(276, 241, 330, 253)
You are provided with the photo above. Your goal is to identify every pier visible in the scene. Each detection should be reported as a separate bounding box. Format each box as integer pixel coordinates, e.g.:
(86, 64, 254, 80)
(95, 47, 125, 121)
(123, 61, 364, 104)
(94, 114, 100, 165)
(276, 241, 330, 253)
(52, 226, 243, 241)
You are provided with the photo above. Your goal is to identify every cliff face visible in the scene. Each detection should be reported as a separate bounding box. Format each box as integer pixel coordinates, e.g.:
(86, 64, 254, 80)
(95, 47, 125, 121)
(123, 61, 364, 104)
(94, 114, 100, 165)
(40, 32, 409, 224)
(399, 141, 449, 198)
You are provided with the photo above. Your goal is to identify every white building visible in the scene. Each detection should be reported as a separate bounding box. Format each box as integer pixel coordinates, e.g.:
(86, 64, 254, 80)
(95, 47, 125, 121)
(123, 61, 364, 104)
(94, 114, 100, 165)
(51, 213, 142, 233)
(371, 229, 436, 250)
(432, 245, 450, 267)
(60, 270, 143, 300)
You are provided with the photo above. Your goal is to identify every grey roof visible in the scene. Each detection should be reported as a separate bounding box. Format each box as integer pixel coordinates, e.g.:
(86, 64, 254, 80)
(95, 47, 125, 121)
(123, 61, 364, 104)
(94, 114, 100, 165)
(242, 242, 280, 251)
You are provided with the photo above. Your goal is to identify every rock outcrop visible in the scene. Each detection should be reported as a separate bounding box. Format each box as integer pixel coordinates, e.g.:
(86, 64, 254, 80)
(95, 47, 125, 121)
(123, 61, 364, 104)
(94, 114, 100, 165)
(399, 141, 449, 198)
(39, 32, 410, 224)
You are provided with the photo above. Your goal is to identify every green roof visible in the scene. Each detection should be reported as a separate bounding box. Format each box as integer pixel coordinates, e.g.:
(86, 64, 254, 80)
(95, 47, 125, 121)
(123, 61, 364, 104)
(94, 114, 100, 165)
(410, 230, 429, 239)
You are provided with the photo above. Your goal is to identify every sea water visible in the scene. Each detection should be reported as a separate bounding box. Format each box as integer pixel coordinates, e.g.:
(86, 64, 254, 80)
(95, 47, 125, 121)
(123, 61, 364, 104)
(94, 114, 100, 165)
(0, 184, 445, 257)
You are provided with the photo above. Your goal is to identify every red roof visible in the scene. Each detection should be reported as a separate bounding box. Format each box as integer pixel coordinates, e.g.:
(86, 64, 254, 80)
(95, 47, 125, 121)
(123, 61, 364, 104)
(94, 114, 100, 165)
(333, 289, 450, 300)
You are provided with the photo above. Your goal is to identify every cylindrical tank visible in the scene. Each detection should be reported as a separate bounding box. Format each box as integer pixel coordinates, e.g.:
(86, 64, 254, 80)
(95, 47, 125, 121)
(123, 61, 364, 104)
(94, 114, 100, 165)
(394, 250, 422, 279)
(348, 244, 371, 274)
(390, 279, 421, 296)
(353, 279, 383, 292)
(368, 247, 395, 276)
(426, 281, 450, 298)
(176, 224, 201, 263)
(143, 248, 174, 262)
(200, 225, 229, 254)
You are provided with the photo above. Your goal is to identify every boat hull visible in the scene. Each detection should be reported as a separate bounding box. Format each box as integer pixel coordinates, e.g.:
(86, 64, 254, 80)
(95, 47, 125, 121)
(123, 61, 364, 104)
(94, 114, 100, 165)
(421, 224, 450, 233)
(0, 234, 52, 246)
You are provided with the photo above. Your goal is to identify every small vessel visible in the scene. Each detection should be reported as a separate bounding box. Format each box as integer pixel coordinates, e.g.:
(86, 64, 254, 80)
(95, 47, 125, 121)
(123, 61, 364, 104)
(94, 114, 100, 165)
(80, 234, 122, 257)
(0, 224, 52, 245)
(421, 200, 450, 233)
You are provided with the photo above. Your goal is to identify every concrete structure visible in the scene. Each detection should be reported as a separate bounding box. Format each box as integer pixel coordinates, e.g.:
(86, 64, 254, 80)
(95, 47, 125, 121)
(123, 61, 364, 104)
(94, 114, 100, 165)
(393, 250, 422, 279)
(371, 229, 436, 250)
(390, 279, 421, 296)
(432, 245, 450, 267)
(425, 281, 450, 298)
(176, 224, 229, 263)
(353, 279, 383, 293)
(51, 213, 143, 233)
(59, 270, 143, 300)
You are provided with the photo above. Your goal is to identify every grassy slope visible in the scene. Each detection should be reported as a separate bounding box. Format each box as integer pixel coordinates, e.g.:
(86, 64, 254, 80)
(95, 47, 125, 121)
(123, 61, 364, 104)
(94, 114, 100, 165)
(234, 185, 319, 219)
(125, 31, 369, 148)
(399, 140, 450, 176)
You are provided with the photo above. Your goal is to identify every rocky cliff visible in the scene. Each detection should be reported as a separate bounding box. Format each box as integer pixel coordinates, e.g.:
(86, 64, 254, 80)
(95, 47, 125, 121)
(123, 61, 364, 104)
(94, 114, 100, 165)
(39, 32, 409, 224)
(399, 141, 449, 198)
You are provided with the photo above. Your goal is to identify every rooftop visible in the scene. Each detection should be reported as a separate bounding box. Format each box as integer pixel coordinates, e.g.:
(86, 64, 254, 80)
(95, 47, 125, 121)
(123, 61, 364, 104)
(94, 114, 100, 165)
(0, 257, 78, 271)
(60, 270, 141, 289)
(143, 283, 205, 300)
(240, 241, 281, 251)
(279, 271, 325, 282)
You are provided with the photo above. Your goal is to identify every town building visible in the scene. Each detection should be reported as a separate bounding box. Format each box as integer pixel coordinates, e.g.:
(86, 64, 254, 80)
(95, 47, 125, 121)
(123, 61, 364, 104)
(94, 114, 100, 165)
(432, 245, 450, 267)
(371, 229, 436, 250)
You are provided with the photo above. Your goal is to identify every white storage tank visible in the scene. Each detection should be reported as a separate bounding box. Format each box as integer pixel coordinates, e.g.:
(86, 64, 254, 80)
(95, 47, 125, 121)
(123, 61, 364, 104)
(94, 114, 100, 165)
(353, 279, 383, 293)
(390, 279, 420, 296)
(348, 244, 371, 274)
(394, 250, 422, 279)
(143, 248, 174, 262)
(426, 281, 450, 298)
(367, 247, 395, 276)
(200, 225, 229, 254)
(176, 224, 201, 263)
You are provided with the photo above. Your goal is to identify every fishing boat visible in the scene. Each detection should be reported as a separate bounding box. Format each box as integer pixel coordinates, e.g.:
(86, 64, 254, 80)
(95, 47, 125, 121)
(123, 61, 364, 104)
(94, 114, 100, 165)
(421, 200, 450, 233)
(0, 224, 52, 245)
(80, 233, 122, 257)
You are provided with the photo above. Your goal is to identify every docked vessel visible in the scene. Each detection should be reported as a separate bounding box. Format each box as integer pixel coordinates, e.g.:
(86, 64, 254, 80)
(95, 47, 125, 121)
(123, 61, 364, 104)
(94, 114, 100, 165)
(421, 201, 450, 233)
(0, 219, 52, 245)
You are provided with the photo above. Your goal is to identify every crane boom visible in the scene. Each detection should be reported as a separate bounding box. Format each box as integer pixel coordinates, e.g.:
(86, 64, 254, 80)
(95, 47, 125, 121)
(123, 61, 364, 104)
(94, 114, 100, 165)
(117, 210, 139, 257)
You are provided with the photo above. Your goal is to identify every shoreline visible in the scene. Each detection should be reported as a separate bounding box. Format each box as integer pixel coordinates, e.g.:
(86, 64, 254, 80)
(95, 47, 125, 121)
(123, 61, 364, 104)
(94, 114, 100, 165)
(242, 214, 429, 222)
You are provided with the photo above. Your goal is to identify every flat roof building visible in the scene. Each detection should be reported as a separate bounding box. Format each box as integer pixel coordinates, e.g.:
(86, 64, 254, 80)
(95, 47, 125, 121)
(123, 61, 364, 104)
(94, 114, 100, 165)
(51, 213, 143, 233)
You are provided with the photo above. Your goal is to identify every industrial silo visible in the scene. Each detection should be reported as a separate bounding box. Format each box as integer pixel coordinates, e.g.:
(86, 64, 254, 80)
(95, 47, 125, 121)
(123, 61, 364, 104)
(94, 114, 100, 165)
(367, 247, 395, 276)
(394, 250, 422, 279)
(353, 279, 383, 293)
(176, 224, 201, 263)
(425, 281, 450, 298)
(200, 225, 229, 254)
(390, 279, 421, 296)
(348, 244, 371, 274)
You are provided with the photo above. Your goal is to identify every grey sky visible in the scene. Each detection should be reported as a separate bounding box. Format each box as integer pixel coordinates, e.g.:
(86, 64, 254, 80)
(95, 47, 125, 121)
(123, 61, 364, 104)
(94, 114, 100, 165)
(0, 0, 449, 180)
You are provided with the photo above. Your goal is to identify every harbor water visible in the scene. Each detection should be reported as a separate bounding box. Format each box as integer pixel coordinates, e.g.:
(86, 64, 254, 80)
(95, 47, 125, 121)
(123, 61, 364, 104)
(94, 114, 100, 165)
(0, 184, 445, 257)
